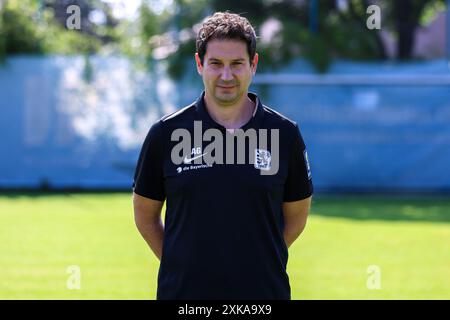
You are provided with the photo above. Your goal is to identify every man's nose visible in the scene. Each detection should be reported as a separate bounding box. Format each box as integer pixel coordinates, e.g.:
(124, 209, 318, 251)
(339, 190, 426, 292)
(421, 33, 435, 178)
(220, 66, 233, 81)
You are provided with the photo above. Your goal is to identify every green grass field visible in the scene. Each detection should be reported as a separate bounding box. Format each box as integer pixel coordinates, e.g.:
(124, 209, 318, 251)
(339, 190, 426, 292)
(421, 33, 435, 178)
(0, 192, 449, 299)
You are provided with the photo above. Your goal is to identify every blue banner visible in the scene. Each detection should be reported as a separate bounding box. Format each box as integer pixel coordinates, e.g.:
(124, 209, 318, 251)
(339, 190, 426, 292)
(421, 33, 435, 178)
(1, 56, 449, 192)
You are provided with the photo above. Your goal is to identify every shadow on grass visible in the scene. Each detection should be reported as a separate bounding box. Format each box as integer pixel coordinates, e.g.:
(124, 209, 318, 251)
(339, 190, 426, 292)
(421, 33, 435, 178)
(311, 194, 450, 223)
(2, 190, 449, 223)
(0, 189, 130, 199)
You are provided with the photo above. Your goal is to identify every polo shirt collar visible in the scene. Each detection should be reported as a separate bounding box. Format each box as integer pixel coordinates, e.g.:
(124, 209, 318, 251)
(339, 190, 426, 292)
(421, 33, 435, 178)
(195, 91, 264, 130)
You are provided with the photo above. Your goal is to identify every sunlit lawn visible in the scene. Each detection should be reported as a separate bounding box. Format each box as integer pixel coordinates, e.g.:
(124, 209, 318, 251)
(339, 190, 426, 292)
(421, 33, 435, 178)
(0, 192, 449, 299)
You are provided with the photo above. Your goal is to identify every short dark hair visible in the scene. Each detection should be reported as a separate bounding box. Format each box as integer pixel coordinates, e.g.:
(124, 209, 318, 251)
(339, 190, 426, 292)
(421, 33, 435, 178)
(196, 12, 257, 66)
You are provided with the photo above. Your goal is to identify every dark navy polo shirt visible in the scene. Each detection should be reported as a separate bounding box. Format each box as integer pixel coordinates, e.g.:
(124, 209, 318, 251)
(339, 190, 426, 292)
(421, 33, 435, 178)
(133, 91, 313, 300)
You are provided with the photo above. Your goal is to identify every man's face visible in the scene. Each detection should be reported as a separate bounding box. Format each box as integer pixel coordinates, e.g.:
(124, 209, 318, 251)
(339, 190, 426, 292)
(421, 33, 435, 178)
(195, 39, 258, 107)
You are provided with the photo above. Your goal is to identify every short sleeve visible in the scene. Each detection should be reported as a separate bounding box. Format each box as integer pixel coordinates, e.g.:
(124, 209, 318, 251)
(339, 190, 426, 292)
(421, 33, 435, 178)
(132, 120, 166, 201)
(283, 124, 313, 202)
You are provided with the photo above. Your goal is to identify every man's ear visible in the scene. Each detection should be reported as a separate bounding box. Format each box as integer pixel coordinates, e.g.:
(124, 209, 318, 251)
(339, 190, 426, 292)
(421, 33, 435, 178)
(195, 53, 203, 75)
(251, 53, 259, 75)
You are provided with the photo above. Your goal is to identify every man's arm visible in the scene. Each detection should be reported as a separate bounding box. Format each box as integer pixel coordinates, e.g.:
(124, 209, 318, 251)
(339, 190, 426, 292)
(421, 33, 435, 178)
(133, 192, 164, 260)
(282, 196, 312, 248)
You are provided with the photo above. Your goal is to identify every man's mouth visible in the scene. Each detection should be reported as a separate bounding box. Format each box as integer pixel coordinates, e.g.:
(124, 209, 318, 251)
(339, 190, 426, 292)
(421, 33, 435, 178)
(217, 85, 236, 89)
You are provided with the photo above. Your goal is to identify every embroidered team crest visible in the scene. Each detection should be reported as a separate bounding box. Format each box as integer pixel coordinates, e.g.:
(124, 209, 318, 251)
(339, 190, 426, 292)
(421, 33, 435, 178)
(254, 149, 271, 171)
(304, 150, 312, 179)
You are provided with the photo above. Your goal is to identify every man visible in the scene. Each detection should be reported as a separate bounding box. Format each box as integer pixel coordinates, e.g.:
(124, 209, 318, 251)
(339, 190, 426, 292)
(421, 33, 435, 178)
(133, 12, 313, 300)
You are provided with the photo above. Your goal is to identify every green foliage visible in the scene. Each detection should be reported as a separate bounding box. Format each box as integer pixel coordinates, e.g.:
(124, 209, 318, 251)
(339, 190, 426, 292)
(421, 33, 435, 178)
(156, 0, 445, 78)
(420, 0, 446, 26)
(322, 11, 382, 61)
(40, 9, 101, 55)
(1, 0, 445, 73)
(300, 34, 332, 73)
(117, 1, 169, 72)
(159, 0, 385, 77)
(0, 0, 46, 57)
(137, 2, 160, 63)
(167, 40, 196, 79)
(164, 0, 210, 78)
(0, 0, 111, 60)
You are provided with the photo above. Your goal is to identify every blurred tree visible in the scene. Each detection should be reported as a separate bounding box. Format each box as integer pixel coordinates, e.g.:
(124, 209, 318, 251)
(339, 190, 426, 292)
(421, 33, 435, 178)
(1, 0, 445, 70)
(0, 0, 121, 59)
(164, 0, 211, 78)
(0, 0, 46, 56)
(150, 0, 385, 75)
(144, 0, 446, 76)
(387, 0, 445, 59)
(43, 0, 119, 44)
(116, 0, 171, 73)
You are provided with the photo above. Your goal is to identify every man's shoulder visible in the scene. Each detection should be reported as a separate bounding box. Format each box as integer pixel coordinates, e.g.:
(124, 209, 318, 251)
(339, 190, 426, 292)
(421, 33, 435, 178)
(145, 102, 197, 139)
(160, 102, 197, 124)
(261, 104, 298, 130)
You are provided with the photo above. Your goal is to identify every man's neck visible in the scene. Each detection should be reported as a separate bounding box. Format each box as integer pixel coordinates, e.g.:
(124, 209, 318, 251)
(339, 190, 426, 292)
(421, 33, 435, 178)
(203, 92, 255, 129)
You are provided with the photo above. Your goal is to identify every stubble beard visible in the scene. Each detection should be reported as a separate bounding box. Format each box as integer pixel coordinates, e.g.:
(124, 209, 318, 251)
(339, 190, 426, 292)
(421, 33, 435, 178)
(213, 84, 243, 106)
